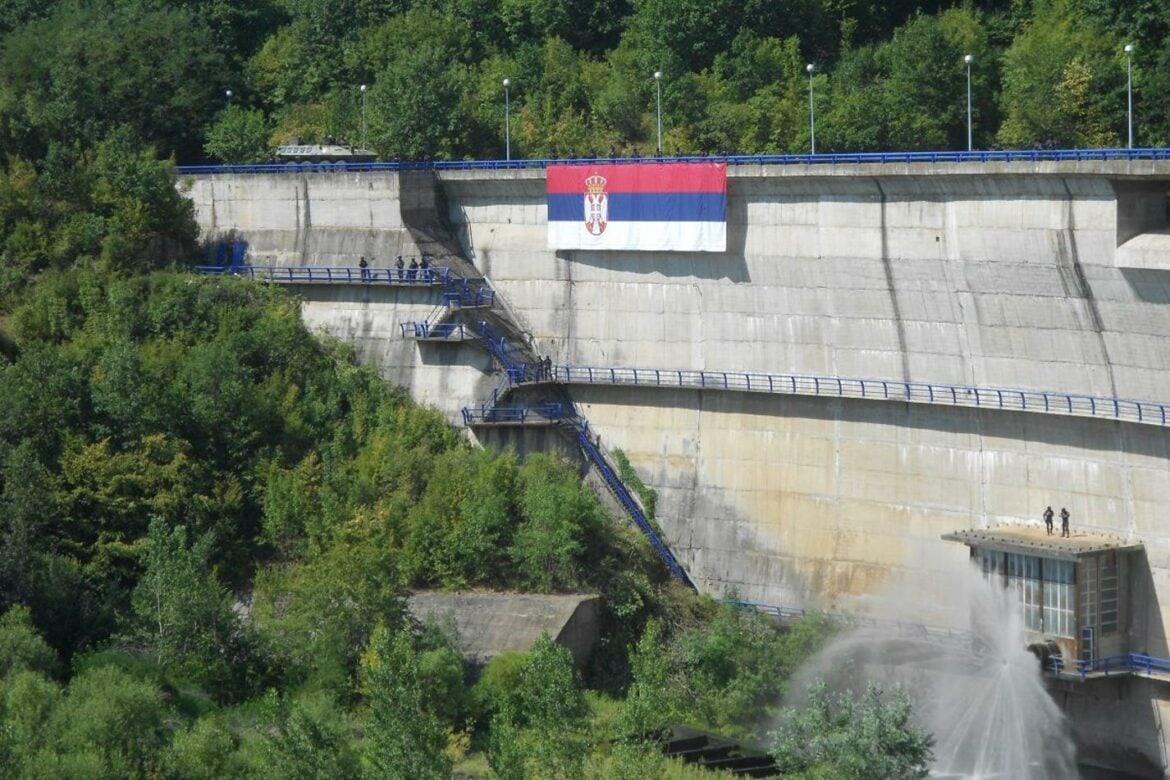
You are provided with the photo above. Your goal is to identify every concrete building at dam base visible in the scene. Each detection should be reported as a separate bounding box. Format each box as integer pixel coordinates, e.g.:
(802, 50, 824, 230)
(182, 157, 1170, 777)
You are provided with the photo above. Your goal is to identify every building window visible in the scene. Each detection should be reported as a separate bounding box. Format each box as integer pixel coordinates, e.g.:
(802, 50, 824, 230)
(1080, 558, 1098, 637)
(976, 547, 1002, 578)
(1007, 553, 1043, 632)
(1043, 559, 1075, 638)
(1100, 553, 1119, 635)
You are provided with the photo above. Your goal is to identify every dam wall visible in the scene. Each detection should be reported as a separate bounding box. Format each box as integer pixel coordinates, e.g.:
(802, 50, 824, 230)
(442, 167, 1170, 402)
(184, 163, 1170, 772)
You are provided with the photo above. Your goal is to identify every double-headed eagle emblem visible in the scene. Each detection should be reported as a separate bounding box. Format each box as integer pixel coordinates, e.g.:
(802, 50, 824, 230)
(584, 173, 608, 236)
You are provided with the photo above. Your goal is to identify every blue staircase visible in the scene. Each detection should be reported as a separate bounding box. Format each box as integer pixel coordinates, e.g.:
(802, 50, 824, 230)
(569, 418, 694, 588)
(401, 277, 496, 338)
(385, 271, 697, 588)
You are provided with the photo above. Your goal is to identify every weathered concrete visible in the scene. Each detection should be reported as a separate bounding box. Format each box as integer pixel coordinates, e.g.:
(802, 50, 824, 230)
(183, 163, 1170, 775)
(407, 592, 601, 670)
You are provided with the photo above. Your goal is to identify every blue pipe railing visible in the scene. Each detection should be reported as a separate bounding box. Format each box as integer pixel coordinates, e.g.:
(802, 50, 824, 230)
(195, 264, 451, 285)
(1046, 652, 1170, 681)
(461, 402, 568, 425)
(177, 147, 1170, 176)
(571, 419, 693, 588)
(399, 321, 471, 339)
(554, 364, 1170, 428)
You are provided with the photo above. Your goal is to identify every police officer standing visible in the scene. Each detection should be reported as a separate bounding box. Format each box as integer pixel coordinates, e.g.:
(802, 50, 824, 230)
(1060, 507, 1070, 538)
(1043, 506, 1054, 536)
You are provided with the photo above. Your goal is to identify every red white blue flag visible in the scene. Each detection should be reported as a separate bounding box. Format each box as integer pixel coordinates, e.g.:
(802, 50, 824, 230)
(547, 162, 727, 252)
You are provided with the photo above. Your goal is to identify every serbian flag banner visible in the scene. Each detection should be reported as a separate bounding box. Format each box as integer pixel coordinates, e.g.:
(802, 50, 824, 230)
(547, 162, 727, 252)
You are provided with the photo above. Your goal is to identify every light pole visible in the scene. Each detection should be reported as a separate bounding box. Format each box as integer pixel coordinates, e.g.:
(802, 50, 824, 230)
(225, 89, 232, 108)
(503, 78, 511, 161)
(1125, 44, 1134, 149)
(360, 84, 367, 149)
(654, 70, 663, 156)
(964, 54, 974, 152)
(806, 64, 816, 155)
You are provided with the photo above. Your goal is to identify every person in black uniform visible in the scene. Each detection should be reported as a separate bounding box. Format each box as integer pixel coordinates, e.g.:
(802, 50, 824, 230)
(419, 255, 430, 282)
(408, 258, 419, 281)
(395, 255, 404, 281)
(1043, 506, 1054, 536)
(1060, 507, 1070, 538)
(359, 256, 369, 282)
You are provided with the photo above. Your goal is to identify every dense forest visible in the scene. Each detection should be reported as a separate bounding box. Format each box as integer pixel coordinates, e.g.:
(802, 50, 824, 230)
(0, 0, 1167, 165)
(0, 0, 1133, 776)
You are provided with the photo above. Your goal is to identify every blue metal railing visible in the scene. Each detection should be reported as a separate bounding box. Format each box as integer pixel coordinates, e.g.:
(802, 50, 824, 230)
(572, 419, 693, 588)
(195, 264, 451, 285)
(399, 321, 471, 339)
(1046, 652, 1170, 681)
(461, 402, 568, 425)
(467, 320, 534, 383)
(554, 364, 1170, 428)
(176, 147, 1170, 176)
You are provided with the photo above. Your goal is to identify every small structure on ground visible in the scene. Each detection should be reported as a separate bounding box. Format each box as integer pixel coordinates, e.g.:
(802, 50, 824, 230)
(407, 591, 600, 670)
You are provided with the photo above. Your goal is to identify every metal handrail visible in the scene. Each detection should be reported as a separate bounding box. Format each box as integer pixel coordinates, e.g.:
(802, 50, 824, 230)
(1046, 652, 1170, 680)
(555, 364, 1170, 428)
(194, 264, 450, 285)
(570, 419, 693, 588)
(177, 147, 1170, 175)
(461, 402, 569, 425)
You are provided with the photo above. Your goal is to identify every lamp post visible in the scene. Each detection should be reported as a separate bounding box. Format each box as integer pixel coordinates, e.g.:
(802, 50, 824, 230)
(503, 78, 511, 161)
(806, 64, 816, 155)
(1125, 44, 1134, 149)
(654, 70, 663, 156)
(225, 89, 232, 108)
(964, 54, 974, 152)
(360, 84, 367, 149)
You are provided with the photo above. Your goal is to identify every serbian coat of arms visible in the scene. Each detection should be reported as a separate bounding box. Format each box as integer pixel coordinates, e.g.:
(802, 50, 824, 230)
(584, 173, 608, 235)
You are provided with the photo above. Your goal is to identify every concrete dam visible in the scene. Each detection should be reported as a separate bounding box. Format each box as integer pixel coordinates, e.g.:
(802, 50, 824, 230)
(183, 158, 1170, 775)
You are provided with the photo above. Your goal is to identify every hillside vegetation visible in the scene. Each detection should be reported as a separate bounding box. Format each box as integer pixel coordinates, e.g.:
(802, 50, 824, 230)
(0, 0, 1166, 165)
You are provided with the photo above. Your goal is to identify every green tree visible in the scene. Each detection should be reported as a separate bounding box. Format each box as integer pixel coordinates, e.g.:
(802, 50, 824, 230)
(770, 680, 934, 780)
(509, 453, 602, 591)
(364, 8, 475, 159)
(260, 692, 361, 780)
(360, 625, 454, 780)
(0, 605, 59, 678)
(0, 2, 229, 161)
(403, 447, 517, 588)
(38, 664, 168, 778)
(998, 0, 1122, 148)
(129, 518, 258, 700)
(488, 634, 589, 779)
(164, 717, 247, 780)
(820, 9, 994, 153)
(0, 668, 62, 774)
(204, 106, 272, 163)
(616, 619, 678, 739)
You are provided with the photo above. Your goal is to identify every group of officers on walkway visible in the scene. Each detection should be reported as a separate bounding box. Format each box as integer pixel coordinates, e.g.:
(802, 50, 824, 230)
(357, 254, 433, 282)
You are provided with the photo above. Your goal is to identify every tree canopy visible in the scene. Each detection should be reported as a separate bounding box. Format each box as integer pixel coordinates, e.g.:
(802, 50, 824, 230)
(0, 0, 1162, 165)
